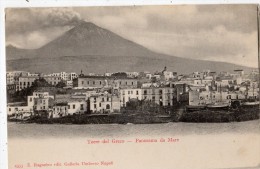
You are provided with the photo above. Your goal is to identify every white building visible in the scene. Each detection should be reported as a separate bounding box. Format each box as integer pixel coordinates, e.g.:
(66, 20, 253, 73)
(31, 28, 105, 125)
(163, 71, 174, 81)
(60, 72, 69, 81)
(27, 92, 54, 111)
(6, 71, 28, 85)
(18, 76, 39, 91)
(120, 88, 142, 107)
(69, 72, 78, 81)
(89, 93, 120, 114)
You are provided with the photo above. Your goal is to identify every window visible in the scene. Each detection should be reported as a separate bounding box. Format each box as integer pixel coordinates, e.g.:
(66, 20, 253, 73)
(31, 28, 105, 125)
(132, 82, 134, 85)
(24, 82, 26, 85)
(159, 90, 163, 95)
(107, 97, 109, 101)
(100, 81, 102, 85)
(144, 90, 147, 95)
(43, 106, 45, 109)
(9, 108, 11, 111)
(93, 81, 95, 85)
(30, 98, 32, 102)
(106, 104, 110, 109)
(28, 82, 30, 85)
(94, 104, 96, 108)
(80, 104, 84, 110)
(120, 81, 122, 85)
(136, 91, 139, 95)
(73, 104, 75, 109)
(128, 91, 130, 94)
(126, 81, 127, 85)
(68, 105, 70, 109)
(102, 98, 104, 102)
(87, 81, 89, 85)
(131, 91, 133, 94)
(99, 103, 101, 107)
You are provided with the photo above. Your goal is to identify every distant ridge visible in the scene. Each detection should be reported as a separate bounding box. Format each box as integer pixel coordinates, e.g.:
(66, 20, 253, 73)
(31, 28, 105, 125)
(6, 21, 255, 74)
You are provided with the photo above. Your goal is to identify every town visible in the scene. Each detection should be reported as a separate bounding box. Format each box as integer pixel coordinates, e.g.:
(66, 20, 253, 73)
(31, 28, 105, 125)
(6, 67, 260, 123)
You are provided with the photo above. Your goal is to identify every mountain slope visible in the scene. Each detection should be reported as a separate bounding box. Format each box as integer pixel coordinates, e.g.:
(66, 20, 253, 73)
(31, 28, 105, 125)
(6, 21, 255, 74)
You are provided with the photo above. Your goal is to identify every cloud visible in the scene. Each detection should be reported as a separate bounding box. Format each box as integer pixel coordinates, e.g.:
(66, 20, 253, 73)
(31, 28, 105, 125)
(6, 26, 72, 49)
(74, 5, 258, 68)
(5, 8, 82, 48)
(5, 8, 81, 35)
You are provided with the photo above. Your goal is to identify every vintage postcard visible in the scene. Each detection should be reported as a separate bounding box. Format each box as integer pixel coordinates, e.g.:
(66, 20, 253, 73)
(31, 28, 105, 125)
(3, 4, 260, 169)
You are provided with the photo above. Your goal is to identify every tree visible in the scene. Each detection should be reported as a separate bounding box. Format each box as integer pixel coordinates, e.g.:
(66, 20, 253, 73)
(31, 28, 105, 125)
(56, 81, 66, 88)
(33, 78, 52, 88)
(111, 72, 127, 78)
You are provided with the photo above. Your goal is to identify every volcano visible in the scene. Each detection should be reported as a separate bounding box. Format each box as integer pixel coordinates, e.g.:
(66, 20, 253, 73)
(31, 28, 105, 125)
(6, 21, 255, 74)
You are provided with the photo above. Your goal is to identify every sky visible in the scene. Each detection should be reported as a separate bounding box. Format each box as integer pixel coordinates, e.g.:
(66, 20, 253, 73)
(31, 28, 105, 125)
(5, 5, 259, 68)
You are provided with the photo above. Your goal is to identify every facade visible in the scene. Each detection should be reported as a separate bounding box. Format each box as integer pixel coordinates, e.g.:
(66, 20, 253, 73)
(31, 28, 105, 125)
(52, 103, 68, 118)
(60, 72, 69, 81)
(69, 72, 78, 81)
(142, 87, 175, 106)
(54, 94, 87, 115)
(43, 76, 61, 86)
(78, 76, 138, 89)
(189, 91, 246, 105)
(6, 71, 29, 85)
(67, 100, 87, 115)
(18, 76, 39, 91)
(7, 84, 16, 96)
(66, 80, 73, 88)
(120, 88, 142, 107)
(27, 92, 54, 111)
(163, 71, 174, 81)
(89, 93, 120, 114)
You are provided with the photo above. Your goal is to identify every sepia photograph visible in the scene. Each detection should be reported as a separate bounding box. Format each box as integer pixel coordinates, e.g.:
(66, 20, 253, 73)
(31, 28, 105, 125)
(4, 4, 260, 169)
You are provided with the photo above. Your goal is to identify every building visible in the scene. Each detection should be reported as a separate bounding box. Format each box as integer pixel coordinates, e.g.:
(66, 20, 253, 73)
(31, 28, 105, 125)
(54, 94, 87, 116)
(88, 93, 120, 114)
(120, 88, 142, 107)
(189, 90, 246, 106)
(27, 92, 54, 111)
(142, 87, 175, 106)
(78, 76, 138, 89)
(7, 102, 30, 116)
(43, 76, 61, 86)
(52, 103, 68, 118)
(6, 71, 28, 85)
(17, 76, 39, 91)
(69, 72, 78, 81)
(60, 72, 69, 81)
(7, 92, 54, 117)
(7, 84, 16, 96)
